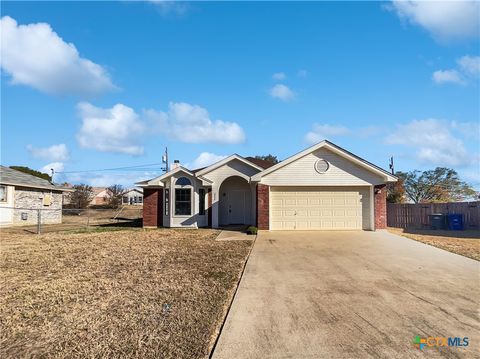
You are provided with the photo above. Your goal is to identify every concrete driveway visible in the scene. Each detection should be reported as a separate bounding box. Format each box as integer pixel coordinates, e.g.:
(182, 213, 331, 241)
(212, 231, 479, 358)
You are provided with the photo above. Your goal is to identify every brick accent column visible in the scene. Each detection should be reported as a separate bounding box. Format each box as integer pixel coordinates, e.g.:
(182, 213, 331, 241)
(256, 184, 269, 230)
(374, 184, 387, 229)
(143, 188, 163, 227)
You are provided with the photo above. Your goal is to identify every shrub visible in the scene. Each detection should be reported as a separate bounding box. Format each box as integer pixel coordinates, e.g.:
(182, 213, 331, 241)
(246, 226, 258, 235)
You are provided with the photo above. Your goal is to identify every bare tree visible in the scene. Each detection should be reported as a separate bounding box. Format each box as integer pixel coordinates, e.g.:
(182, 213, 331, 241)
(107, 185, 124, 209)
(70, 184, 94, 209)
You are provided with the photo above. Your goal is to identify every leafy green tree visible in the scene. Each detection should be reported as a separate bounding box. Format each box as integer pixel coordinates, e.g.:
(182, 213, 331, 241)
(70, 184, 94, 209)
(107, 184, 124, 209)
(254, 154, 279, 165)
(10, 166, 51, 181)
(398, 167, 476, 203)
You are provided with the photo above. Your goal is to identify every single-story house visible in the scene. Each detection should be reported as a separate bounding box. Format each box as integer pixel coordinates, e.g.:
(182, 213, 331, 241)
(89, 187, 113, 206)
(0, 166, 72, 226)
(137, 140, 397, 230)
(122, 188, 143, 205)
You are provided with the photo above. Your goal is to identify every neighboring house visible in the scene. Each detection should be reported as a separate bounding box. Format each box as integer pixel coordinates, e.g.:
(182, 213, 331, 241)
(90, 187, 112, 206)
(0, 166, 72, 226)
(137, 140, 397, 230)
(122, 188, 143, 205)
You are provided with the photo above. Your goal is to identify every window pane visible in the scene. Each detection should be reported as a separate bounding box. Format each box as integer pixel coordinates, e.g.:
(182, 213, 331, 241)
(175, 188, 191, 215)
(199, 188, 205, 215)
(0, 186, 6, 202)
(175, 177, 192, 186)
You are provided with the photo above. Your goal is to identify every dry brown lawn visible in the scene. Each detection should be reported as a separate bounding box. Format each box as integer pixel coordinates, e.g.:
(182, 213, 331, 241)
(388, 227, 480, 261)
(0, 228, 253, 358)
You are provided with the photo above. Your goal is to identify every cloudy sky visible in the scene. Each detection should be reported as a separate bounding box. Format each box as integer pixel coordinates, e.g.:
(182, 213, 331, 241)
(1, 1, 479, 188)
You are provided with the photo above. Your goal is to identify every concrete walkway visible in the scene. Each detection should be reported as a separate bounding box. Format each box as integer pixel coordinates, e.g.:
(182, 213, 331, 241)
(212, 231, 479, 358)
(216, 226, 254, 241)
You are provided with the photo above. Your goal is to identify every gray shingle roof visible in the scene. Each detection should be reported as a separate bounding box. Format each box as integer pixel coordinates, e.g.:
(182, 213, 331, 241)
(0, 166, 69, 191)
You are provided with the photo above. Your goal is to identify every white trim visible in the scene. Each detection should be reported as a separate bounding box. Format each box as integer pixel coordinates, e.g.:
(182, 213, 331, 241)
(252, 141, 397, 182)
(195, 154, 264, 176)
(268, 185, 271, 231)
(136, 166, 194, 187)
(370, 185, 375, 231)
(173, 186, 193, 217)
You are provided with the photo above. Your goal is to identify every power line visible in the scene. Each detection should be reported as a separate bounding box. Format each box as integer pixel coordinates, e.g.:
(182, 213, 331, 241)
(56, 162, 164, 174)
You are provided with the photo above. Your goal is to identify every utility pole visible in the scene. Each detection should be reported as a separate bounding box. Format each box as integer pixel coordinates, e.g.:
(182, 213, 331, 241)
(389, 156, 394, 175)
(162, 147, 169, 173)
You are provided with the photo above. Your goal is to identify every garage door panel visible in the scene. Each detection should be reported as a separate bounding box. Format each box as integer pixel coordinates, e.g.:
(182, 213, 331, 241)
(270, 186, 371, 230)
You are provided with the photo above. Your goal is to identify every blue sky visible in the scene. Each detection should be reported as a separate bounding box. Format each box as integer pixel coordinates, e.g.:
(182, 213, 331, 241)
(1, 1, 479, 188)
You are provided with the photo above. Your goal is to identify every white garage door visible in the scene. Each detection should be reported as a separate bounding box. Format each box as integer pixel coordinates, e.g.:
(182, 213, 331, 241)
(270, 186, 371, 230)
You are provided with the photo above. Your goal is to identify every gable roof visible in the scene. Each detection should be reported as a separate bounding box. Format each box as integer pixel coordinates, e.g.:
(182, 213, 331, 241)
(244, 157, 276, 169)
(251, 140, 397, 182)
(195, 154, 264, 176)
(0, 165, 73, 191)
(136, 166, 194, 187)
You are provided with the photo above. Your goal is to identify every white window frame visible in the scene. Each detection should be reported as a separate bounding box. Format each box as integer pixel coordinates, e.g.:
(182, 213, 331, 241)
(174, 177, 193, 217)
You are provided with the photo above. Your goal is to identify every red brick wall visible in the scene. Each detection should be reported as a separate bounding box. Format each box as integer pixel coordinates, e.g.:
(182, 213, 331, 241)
(374, 184, 387, 229)
(143, 188, 163, 227)
(256, 184, 269, 230)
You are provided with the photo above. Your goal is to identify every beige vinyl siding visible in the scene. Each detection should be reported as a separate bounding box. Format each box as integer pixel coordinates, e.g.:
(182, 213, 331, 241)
(270, 186, 371, 230)
(202, 159, 261, 184)
(260, 148, 384, 186)
(202, 159, 261, 228)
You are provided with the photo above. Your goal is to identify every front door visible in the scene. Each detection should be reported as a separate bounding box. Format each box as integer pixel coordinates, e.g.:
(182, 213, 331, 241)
(228, 190, 246, 224)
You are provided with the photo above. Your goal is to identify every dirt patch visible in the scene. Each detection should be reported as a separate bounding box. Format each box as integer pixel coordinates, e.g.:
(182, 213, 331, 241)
(0, 228, 252, 358)
(388, 227, 480, 261)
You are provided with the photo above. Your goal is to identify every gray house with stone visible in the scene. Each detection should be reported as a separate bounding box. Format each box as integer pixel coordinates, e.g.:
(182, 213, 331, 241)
(0, 166, 72, 226)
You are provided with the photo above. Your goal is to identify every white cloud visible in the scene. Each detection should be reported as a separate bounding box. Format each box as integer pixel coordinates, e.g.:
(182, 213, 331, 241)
(389, 1, 480, 41)
(188, 152, 227, 170)
(385, 118, 475, 167)
(450, 120, 480, 139)
(76, 102, 145, 155)
(145, 102, 246, 144)
(432, 69, 465, 85)
(27, 143, 70, 161)
(0, 16, 115, 96)
(457, 55, 480, 77)
(272, 72, 286, 81)
(148, 1, 189, 16)
(269, 84, 295, 101)
(432, 55, 480, 85)
(305, 124, 350, 144)
(298, 69, 308, 77)
(39, 162, 64, 176)
(62, 171, 156, 187)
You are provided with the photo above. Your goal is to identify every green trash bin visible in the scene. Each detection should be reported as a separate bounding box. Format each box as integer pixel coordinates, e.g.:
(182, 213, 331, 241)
(429, 213, 447, 230)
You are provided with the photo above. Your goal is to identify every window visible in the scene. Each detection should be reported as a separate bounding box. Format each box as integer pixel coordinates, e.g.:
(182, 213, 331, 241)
(0, 185, 6, 202)
(175, 188, 191, 215)
(123, 196, 128, 204)
(176, 177, 192, 186)
(138, 196, 143, 204)
(165, 189, 169, 216)
(199, 188, 205, 215)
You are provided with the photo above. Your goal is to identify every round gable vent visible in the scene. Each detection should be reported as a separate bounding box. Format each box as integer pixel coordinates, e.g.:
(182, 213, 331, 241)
(314, 159, 329, 174)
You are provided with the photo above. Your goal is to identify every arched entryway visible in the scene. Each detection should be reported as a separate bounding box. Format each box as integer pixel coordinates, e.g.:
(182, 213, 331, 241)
(218, 176, 252, 226)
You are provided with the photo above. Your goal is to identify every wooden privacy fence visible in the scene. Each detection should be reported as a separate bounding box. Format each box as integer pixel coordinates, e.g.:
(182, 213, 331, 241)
(387, 201, 480, 229)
